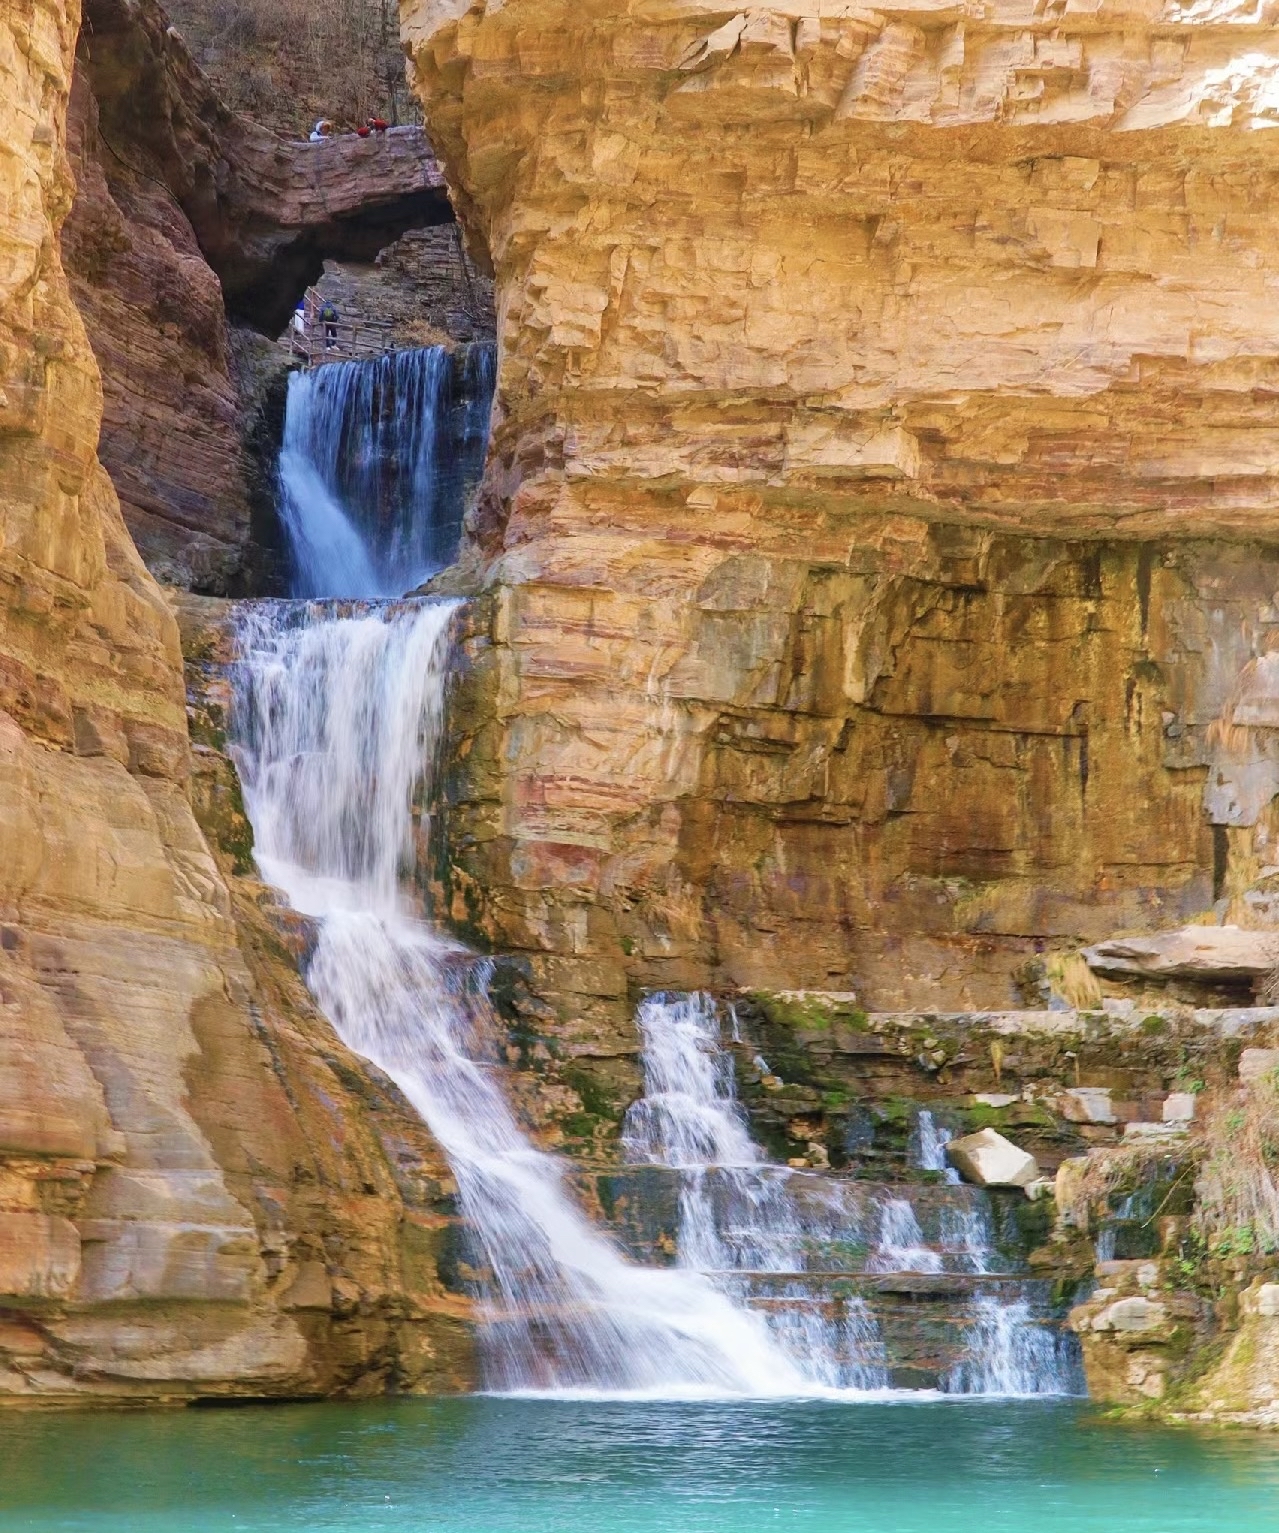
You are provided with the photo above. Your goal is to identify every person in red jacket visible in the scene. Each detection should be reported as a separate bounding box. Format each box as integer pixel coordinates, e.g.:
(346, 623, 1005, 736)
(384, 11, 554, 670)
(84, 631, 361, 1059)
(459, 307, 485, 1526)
(368, 117, 390, 134)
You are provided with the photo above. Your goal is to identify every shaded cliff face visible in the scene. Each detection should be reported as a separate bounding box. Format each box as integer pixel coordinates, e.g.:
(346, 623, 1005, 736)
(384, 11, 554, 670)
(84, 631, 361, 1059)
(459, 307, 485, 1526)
(62, 67, 253, 591)
(59, 0, 460, 593)
(405, 0, 1279, 1040)
(0, 0, 471, 1403)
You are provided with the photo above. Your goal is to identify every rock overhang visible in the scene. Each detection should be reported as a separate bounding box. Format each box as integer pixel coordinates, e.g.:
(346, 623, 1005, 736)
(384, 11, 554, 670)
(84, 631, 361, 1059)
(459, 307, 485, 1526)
(407, 0, 1279, 540)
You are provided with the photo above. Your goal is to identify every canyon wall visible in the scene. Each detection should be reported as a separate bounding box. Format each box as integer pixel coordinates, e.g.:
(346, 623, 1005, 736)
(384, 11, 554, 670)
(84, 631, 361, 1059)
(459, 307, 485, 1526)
(0, 0, 471, 1403)
(404, 0, 1279, 1052)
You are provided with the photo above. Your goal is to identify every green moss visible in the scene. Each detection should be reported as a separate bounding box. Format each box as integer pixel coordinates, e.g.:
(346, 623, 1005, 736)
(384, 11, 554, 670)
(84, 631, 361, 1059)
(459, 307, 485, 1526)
(749, 992, 869, 1034)
(561, 1065, 623, 1124)
(875, 1096, 918, 1128)
(188, 706, 227, 752)
(961, 1100, 1057, 1133)
(1141, 1015, 1168, 1036)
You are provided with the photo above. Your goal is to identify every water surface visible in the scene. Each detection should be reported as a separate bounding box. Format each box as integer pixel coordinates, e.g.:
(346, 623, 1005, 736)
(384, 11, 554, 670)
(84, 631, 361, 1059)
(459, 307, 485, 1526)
(4, 1398, 1278, 1532)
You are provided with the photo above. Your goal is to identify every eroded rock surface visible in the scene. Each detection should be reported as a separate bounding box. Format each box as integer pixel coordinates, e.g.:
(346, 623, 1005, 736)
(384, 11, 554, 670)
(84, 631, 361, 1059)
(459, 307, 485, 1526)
(0, 0, 472, 1404)
(406, 0, 1279, 1046)
(81, 0, 451, 333)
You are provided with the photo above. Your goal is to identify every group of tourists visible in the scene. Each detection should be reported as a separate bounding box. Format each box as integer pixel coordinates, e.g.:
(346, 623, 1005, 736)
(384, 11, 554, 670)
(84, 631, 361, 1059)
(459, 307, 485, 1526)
(307, 117, 391, 142)
(291, 300, 341, 350)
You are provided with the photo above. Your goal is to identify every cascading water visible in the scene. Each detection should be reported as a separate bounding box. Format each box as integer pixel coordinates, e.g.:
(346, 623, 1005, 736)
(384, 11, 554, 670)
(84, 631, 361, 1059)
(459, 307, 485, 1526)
(915, 1109, 962, 1184)
(945, 1297, 1082, 1397)
(232, 603, 808, 1397)
(277, 344, 495, 598)
(623, 993, 890, 1391)
(622, 992, 1085, 1398)
(234, 347, 1082, 1400)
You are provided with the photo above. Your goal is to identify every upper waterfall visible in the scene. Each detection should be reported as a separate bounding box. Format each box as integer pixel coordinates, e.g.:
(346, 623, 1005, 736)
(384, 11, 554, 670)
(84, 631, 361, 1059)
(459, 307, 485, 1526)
(277, 344, 495, 598)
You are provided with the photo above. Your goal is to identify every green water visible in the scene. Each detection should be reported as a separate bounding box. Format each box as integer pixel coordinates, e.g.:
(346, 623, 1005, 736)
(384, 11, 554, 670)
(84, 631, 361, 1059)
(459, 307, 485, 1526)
(2, 1398, 1277, 1532)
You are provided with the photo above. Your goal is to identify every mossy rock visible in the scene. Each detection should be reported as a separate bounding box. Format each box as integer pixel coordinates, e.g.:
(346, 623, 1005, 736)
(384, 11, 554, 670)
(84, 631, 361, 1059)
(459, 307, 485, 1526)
(747, 991, 869, 1035)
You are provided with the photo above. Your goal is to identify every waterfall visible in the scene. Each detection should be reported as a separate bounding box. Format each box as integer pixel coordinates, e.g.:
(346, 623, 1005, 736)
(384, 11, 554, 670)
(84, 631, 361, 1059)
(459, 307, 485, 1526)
(621, 993, 1087, 1397)
(234, 345, 1082, 1400)
(623, 992, 761, 1169)
(232, 602, 810, 1397)
(945, 1296, 1081, 1397)
(623, 993, 890, 1391)
(277, 344, 495, 598)
(865, 1199, 943, 1275)
(915, 1109, 962, 1184)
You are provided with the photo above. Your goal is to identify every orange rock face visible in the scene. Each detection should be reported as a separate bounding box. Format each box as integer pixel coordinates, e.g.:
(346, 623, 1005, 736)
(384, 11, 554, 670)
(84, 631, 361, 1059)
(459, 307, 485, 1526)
(405, 2, 1279, 1035)
(0, 0, 472, 1403)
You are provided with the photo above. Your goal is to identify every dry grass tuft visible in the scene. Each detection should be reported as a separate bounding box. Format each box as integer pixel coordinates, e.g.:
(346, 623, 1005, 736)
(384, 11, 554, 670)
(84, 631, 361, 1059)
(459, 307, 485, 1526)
(1194, 1069, 1279, 1256)
(1045, 950, 1103, 1011)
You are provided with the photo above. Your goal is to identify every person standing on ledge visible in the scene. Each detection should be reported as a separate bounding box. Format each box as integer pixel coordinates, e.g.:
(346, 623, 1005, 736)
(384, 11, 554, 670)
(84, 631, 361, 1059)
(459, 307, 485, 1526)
(319, 301, 339, 350)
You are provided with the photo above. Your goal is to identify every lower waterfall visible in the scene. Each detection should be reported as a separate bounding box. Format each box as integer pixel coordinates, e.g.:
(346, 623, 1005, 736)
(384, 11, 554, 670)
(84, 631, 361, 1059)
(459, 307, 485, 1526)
(621, 993, 1082, 1397)
(232, 599, 806, 1396)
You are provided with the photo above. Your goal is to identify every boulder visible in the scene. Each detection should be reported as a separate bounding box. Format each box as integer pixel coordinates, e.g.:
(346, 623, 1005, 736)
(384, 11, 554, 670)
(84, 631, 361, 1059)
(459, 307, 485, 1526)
(945, 1128, 1039, 1189)
(1162, 1092, 1197, 1123)
(1058, 1087, 1116, 1125)
(1089, 1296, 1169, 1335)
(1083, 926, 1279, 982)
(1256, 1283, 1279, 1319)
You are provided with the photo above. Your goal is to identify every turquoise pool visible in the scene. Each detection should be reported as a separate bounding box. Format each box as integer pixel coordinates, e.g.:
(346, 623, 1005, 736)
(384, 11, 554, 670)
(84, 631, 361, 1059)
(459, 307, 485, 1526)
(3, 1397, 1278, 1532)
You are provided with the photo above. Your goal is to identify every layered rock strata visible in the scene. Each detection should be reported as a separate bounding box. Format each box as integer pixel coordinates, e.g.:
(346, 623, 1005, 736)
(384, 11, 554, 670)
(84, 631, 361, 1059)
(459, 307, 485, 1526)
(62, 67, 252, 591)
(405, 1, 1279, 1049)
(81, 0, 451, 333)
(0, 0, 471, 1404)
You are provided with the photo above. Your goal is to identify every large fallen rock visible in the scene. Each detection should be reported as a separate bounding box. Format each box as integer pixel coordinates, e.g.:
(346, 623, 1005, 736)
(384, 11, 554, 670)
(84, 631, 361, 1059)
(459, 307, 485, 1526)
(946, 1129, 1039, 1190)
(1084, 927, 1279, 982)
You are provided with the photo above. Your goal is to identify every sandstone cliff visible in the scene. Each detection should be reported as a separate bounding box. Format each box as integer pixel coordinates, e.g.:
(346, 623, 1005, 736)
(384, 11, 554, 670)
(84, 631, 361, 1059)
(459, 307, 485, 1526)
(404, 0, 1279, 1051)
(0, 0, 471, 1403)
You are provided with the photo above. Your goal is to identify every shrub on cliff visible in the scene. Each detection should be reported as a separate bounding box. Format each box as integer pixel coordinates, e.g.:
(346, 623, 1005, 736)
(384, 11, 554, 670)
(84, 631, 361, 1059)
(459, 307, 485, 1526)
(163, 0, 418, 138)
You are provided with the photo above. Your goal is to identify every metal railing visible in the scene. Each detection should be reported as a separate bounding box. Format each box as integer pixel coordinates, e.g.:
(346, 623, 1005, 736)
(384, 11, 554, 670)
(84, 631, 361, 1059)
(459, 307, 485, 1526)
(289, 287, 398, 367)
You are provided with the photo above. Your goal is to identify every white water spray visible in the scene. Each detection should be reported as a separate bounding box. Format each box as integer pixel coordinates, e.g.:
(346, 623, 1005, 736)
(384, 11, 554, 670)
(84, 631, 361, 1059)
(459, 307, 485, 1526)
(945, 1296, 1077, 1397)
(233, 602, 806, 1396)
(915, 1109, 962, 1184)
(623, 993, 890, 1390)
